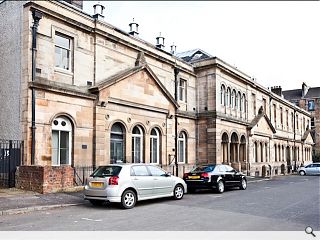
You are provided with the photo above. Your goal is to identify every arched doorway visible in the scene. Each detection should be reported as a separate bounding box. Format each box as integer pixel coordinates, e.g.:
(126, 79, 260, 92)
(286, 146, 291, 173)
(230, 132, 239, 163)
(221, 133, 229, 163)
(281, 164, 286, 175)
(262, 165, 267, 177)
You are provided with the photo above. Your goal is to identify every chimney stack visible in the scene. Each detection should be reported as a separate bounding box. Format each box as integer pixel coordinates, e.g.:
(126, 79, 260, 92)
(156, 32, 165, 50)
(302, 82, 309, 97)
(129, 18, 139, 37)
(271, 86, 283, 97)
(170, 43, 176, 55)
(93, 2, 105, 20)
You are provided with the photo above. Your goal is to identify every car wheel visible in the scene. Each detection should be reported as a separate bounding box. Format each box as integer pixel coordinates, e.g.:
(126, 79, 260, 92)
(121, 189, 137, 209)
(216, 180, 225, 193)
(239, 178, 247, 190)
(299, 170, 306, 176)
(89, 200, 105, 206)
(173, 184, 184, 200)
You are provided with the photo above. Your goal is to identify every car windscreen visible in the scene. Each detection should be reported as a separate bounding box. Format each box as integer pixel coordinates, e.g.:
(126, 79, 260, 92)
(191, 165, 216, 173)
(91, 166, 122, 177)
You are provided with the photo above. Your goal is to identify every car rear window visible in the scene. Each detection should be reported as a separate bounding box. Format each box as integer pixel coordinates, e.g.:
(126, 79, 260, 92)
(91, 166, 122, 177)
(191, 165, 216, 173)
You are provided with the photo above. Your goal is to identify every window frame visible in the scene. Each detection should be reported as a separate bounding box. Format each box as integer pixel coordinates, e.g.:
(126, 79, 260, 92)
(178, 79, 187, 103)
(54, 32, 72, 71)
(51, 116, 72, 166)
(178, 132, 187, 163)
(150, 128, 160, 164)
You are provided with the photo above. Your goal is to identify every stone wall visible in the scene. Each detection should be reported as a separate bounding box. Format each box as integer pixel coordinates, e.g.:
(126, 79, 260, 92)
(16, 165, 74, 193)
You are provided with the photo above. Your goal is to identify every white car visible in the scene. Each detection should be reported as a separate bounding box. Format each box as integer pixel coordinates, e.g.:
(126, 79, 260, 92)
(84, 164, 187, 209)
(298, 163, 320, 176)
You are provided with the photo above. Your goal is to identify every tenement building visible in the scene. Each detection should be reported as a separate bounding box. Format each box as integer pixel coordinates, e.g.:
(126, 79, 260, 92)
(0, 1, 313, 192)
(283, 83, 320, 161)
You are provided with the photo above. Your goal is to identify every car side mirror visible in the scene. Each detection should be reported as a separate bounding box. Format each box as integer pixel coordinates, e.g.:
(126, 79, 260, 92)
(165, 172, 172, 177)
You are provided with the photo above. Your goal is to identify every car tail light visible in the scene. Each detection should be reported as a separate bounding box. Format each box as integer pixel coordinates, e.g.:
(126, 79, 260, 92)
(183, 173, 189, 178)
(201, 172, 209, 178)
(109, 176, 119, 185)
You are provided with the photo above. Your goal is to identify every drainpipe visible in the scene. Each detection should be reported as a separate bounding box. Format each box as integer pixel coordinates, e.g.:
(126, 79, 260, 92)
(293, 109, 296, 171)
(174, 67, 180, 177)
(31, 9, 42, 165)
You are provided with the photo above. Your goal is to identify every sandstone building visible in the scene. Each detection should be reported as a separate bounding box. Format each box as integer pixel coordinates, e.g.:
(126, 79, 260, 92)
(0, 1, 313, 191)
(283, 83, 320, 161)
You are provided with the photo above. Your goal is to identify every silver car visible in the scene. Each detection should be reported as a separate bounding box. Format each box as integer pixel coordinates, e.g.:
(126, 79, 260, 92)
(84, 164, 187, 209)
(298, 163, 320, 176)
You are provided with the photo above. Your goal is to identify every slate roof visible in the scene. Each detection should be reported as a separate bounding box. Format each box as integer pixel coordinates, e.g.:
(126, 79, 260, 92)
(175, 48, 213, 63)
(305, 87, 320, 99)
(283, 87, 320, 101)
(282, 89, 302, 101)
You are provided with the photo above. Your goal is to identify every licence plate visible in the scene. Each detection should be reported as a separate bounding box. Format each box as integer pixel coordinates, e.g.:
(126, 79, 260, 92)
(90, 182, 104, 188)
(188, 175, 200, 179)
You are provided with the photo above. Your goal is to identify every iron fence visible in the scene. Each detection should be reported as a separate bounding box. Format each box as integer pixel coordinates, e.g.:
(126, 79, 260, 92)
(0, 140, 23, 188)
(73, 166, 96, 186)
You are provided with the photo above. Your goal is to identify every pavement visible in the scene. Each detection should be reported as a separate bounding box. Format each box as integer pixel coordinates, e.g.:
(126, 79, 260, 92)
(0, 176, 272, 216)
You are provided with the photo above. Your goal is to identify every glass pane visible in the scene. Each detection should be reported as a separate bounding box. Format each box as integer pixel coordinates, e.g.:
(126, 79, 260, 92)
(60, 131, 69, 164)
(52, 131, 59, 165)
(61, 49, 70, 70)
(55, 34, 70, 49)
(152, 138, 158, 163)
(116, 142, 123, 162)
(60, 149, 68, 165)
(132, 166, 149, 176)
(111, 124, 123, 134)
(55, 47, 61, 68)
(148, 166, 165, 176)
(133, 127, 141, 134)
(110, 141, 115, 163)
(179, 140, 184, 163)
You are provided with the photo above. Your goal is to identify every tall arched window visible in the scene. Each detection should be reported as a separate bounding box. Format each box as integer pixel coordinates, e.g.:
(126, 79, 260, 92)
(236, 91, 241, 109)
(231, 90, 236, 108)
(178, 132, 187, 163)
(150, 128, 160, 164)
(132, 126, 144, 163)
(52, 116, 72, 166)
(242, 94, 246, 113)
(111, 123, 125, 163)
(220, 85, 226, 106)
(226, 87, 231, 107)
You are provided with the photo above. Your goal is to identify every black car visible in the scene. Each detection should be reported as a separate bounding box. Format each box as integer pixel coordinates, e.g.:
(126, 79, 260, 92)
(183, 164, 247, 193)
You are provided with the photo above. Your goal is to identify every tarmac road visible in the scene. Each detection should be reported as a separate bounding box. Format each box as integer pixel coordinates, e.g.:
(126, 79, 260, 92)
(0, 175, 319, 231)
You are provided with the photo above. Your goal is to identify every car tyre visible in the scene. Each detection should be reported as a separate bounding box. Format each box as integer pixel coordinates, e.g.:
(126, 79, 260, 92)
(216, 180, 225, 193)
(299, 170, 306, 176)
(239, 178, 247, 190)
(121, 189, 137, 209)
(89, 200, 105, 206)
(173, 184, 184, 200)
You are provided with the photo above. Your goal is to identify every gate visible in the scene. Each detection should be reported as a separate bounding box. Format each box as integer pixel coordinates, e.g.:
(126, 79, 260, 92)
(0, 140, 23, 188)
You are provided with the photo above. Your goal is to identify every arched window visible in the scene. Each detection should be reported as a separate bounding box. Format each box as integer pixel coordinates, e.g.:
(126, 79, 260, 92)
(220, 85, 226, 106)
(226, 87, 231, 107)
(236, 91, 241, 109)
(111, 123, 125, 163)
(150, 128, 160, 164)
(242, 94, 246, 113)
(178, 132, 187, 163)
(52, 116, 72, 166)
(132, 126, 144, 163)
(231, 90, 236, 108)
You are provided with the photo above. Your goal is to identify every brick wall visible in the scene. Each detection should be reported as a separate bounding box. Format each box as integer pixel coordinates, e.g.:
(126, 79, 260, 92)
(16, 165, 74, 193)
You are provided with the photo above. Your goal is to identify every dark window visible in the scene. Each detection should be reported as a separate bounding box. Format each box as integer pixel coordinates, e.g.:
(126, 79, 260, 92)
(91, 166, 122, 177)
(191, 165, 216, 173)
(308, 100, 315, 111)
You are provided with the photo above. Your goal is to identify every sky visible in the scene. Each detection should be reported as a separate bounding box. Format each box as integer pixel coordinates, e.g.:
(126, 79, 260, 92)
(83, 1, 320, 91)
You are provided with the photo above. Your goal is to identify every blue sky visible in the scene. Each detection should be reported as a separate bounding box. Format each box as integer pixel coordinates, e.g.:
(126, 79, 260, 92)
(83, 1, 320, 91)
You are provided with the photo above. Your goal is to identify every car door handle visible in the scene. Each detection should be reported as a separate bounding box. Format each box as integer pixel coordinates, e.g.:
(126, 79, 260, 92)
(133, 178, 139, 180)
(153, 178, 158, 180)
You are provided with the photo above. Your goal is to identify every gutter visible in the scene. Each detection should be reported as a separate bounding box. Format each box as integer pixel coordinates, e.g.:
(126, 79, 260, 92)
(30, 9, 42, 165)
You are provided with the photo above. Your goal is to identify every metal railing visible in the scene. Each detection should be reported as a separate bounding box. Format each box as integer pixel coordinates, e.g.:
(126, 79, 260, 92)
(73, 166, 96, 186)
(0, 140, 23, 188)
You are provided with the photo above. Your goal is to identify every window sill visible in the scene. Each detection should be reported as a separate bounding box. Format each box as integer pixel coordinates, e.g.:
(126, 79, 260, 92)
(54, 68, 74, 76)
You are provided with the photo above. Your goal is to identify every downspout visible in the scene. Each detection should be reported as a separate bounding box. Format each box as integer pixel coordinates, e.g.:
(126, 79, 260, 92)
(293, 109, 296, 171)
(31, 9, 42, 165)
(92, 19, 98, 168)
(174, 67, 180, 176)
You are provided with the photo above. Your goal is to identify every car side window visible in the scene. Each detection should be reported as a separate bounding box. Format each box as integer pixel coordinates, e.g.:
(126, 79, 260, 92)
(148, 166, 166, 176)
(131, 166, 150, 176)
(225, 166, 234, 172)
(218, 165, 227, 172)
